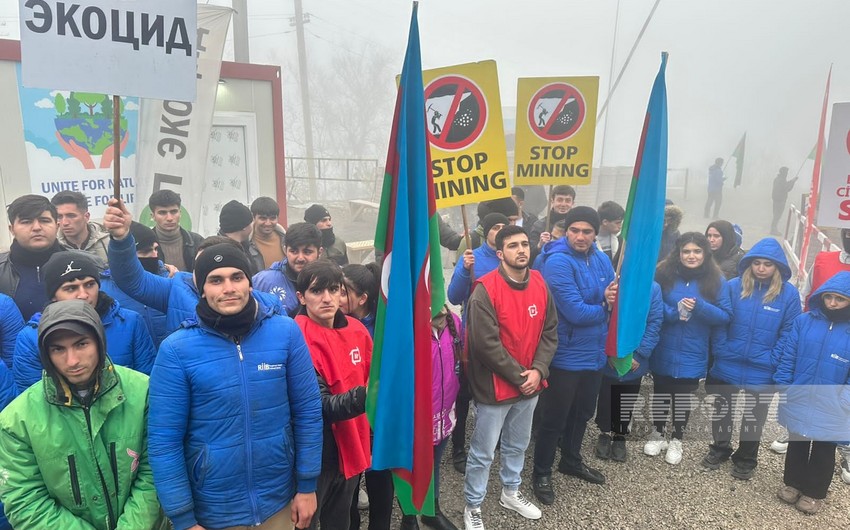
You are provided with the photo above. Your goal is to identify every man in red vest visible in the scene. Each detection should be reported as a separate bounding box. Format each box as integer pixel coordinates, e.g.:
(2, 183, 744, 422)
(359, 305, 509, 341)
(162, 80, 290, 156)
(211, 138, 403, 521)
(461, 225, 558, 530)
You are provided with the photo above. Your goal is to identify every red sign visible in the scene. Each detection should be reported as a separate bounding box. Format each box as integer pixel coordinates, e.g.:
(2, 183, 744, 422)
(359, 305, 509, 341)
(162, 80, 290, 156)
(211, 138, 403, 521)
(424, 75, 487, 151)
(527, 82, 586, 142)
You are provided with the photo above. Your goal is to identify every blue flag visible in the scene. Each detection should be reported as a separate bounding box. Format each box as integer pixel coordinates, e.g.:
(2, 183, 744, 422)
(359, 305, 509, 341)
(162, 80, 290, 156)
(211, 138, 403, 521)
(606, 53, 668, 375)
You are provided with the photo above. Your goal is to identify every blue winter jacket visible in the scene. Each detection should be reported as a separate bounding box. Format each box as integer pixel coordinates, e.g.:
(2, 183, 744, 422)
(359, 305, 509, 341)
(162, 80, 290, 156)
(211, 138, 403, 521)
(775, 273, 850, 442)
(148, 298, 323, 530)
(710, 239, 801, 387)
(538, 238, 615, 371)
(100, 264, 170, 349)
(650, 274, 732, 379)
(0, 294, 24, 370)
(108, 234, 283, 332)
(12, 298, 156, 391)
(252, 260, 300, 316)
(447, 243, 500, 306)
(602, 282, 663, 381)
(0, 362, 15, 530)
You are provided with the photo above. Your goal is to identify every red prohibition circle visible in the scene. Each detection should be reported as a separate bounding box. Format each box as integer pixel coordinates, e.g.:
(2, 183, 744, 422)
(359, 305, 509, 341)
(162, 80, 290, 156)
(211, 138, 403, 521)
(424, 75, 488, 151)
(527, 82, 586, 142)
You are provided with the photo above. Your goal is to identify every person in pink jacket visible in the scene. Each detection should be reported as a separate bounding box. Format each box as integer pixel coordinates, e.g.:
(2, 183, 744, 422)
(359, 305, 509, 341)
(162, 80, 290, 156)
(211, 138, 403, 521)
(401, 306, 462, 530)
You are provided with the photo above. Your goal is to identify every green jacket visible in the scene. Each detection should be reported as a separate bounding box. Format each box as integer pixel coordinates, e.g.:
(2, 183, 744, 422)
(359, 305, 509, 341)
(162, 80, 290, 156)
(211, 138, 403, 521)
(0, 362, 165, 530)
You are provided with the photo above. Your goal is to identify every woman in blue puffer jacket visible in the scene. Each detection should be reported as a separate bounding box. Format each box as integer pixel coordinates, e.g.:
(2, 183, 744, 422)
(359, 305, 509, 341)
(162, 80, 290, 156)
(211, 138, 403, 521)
(774, 272, 850, 515)
(645, 232, 731, 465)
(703, 238, 801, 480)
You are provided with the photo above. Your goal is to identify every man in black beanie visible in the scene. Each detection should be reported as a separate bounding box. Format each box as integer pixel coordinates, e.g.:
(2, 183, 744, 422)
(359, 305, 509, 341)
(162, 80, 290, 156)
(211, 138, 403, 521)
(12, 251, 156, 391)
(531, 205, 617, 505)
(147, 242, 323, 530)
(304, 204, 348, 266)
(219, 200, 263, 276)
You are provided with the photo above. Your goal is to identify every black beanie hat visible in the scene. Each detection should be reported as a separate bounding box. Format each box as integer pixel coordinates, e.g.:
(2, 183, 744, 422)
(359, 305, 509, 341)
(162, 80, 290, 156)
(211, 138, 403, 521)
(43, 251, 101, 298)
(304, 204, 331, 225)
(484, 196, 520, 218)
(219, 200, 253, 233)
(193, 243, 254, 291)
(481, 213, 510, 237)
(563, 206, 600, 234)
(130, 221, 158, 252)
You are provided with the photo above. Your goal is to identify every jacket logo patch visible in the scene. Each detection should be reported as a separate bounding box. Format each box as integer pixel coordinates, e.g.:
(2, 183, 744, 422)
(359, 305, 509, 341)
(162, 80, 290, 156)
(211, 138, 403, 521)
(350, 347, 362, 365)
(270, 286, 287, 301)
(830, 353, 849, 363)
(762, 305, 780, 313)
(62, 261, 82, 276)
(258, 362, 283, 371)
(127, 448, 139, 473)
(528, 304, 538, 318)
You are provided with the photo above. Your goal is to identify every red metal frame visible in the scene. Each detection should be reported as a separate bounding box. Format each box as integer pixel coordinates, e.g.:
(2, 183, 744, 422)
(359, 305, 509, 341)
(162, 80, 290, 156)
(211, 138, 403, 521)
(0, 39, 288, 225)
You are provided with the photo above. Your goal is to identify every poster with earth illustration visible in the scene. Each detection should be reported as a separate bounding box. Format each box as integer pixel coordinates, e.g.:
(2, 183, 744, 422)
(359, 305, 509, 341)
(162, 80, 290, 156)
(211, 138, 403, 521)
(16, 64, 140, 219)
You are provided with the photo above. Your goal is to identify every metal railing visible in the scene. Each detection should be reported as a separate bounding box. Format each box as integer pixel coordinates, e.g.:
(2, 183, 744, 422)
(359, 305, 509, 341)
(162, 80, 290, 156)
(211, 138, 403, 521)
(781, 203, 839, 287)
(285, 157, 381, 203)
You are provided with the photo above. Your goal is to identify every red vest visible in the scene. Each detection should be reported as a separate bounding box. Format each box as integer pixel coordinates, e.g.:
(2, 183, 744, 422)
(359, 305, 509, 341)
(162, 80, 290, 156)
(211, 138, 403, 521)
(296, 314, 372, 478)
(477, 269, 549, 401)
(807, 252, 850, 310)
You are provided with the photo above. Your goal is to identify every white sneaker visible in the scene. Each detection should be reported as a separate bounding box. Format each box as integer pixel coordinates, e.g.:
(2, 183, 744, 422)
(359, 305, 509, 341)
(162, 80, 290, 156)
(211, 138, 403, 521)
(357, 486, 369, 509)
(463, 505, 485, 530)
(499, 489, 542, 520)
(643, 430, 668, 456)
(770, 435, 789, 454)
(840, 455, 850, 485)
(665, 439, 683, 465)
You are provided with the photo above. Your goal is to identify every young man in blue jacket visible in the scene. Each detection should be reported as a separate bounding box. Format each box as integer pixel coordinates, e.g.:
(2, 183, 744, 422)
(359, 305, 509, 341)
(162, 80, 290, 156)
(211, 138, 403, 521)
(103, 199, 283, 332)
(13, 251, 156, 391)
(531, 206, 616, 505)
(253, 222, 323, 317)
(148, 244, 323, 530)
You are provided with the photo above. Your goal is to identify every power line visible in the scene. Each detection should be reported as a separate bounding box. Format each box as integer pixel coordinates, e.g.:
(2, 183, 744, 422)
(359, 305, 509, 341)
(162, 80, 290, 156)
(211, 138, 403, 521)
(308, 13, 385, 49)
(304, 28, 368, 59)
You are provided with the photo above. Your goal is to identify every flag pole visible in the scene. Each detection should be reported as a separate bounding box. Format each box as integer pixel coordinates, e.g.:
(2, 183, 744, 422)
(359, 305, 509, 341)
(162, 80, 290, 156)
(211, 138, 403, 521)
(460, 204, 475, 283)
(112, 95, 121, 199)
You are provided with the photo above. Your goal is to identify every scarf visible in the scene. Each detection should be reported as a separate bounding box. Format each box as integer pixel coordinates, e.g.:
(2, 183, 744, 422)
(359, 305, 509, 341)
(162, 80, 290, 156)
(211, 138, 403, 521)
(677, 262, 707, 282)
(94, 292, 115, 317)
(138, 257, 161, 275)
(822, 304, 850, 323)
(321, 227, 336, 249)
(9, 240, 63, 268)
(196, 296, 257, 338)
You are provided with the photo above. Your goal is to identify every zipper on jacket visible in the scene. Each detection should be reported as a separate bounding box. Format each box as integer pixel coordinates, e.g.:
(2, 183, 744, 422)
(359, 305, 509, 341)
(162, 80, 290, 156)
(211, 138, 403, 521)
(37, 265, 41, 283)
(84, 406, 116, 530)
(109, 442, 120, 498)
(234, 338, 261, 524)
(67, 455, 83, 506)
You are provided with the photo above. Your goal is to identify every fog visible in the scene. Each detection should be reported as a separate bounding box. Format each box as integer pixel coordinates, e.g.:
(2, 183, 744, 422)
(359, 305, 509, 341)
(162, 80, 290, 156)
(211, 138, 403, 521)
(4, 0, 850, 231)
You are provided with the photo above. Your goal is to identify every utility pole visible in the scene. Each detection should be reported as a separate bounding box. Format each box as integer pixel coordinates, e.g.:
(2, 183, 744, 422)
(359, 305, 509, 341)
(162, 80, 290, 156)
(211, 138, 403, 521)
(232, 0, 250, 63)
(292, 0, 317, 200)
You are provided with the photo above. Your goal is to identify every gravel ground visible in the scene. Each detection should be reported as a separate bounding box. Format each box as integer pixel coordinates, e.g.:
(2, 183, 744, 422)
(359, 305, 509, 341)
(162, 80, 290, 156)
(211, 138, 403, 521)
(401, 379, 850, 530)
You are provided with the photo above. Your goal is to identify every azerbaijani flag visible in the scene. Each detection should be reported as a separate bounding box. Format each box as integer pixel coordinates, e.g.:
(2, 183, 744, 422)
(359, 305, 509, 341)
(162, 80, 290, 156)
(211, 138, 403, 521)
(367, 3, 444, 515)
(605, 52, 668, 377)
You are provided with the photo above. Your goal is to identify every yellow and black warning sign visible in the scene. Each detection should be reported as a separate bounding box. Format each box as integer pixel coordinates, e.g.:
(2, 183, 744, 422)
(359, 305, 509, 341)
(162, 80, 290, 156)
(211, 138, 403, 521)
(423, 60, 510, 208)
(513, 77, 599, 186)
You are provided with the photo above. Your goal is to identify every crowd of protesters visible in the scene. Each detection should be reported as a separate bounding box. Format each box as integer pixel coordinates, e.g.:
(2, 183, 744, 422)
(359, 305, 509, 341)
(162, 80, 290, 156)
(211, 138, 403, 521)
(0, 177, 846, 530)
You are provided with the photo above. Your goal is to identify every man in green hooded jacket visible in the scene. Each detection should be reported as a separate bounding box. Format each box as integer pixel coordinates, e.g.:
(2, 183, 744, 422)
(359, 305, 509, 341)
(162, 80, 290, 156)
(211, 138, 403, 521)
(0, 299, 165, 530)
